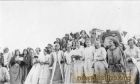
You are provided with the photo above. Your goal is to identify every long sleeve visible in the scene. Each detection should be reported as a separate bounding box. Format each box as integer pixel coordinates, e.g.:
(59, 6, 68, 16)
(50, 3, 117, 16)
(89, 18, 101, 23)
(49, 53, 54, 67)
(119, 48, 126, 71)
(4, 68, 10, 82)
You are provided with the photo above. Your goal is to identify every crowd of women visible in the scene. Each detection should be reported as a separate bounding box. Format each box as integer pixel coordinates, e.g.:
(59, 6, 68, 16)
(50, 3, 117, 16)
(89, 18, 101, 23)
(0, 29, 140, 84)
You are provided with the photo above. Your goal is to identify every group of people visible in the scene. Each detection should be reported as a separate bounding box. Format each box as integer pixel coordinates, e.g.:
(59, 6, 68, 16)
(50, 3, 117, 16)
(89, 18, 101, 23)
(0, 29, 140, 84)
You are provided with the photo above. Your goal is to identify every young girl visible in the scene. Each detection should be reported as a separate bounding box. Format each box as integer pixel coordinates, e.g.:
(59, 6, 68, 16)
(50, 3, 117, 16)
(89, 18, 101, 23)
(9, 49, 24, 84)
(0, 54, 10, 84)
(38, 45, 52, 84)
(64, 43, 73, 84)
(50, 43, 65, 84)
(94, 40, 108, 83)
(71, 41, 84, 83)
(83, 38, 95, 83)
(24, 48, 41, 84)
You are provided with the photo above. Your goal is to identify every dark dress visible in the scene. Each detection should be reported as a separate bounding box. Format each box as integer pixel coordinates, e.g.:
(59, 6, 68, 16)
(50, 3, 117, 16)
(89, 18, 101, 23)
(23, 54, 32, 81)
(9, 55, 24, 84)
(107, 47, 126, 83)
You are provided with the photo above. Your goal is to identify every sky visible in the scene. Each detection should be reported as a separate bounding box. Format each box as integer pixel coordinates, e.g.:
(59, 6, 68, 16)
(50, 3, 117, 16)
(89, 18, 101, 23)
(0, 1, 140, 51)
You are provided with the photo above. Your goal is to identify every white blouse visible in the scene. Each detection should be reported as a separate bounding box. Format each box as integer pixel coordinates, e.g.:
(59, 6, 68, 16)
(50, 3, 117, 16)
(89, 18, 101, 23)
(84, 46, 95, 61)
(94, 47, 107, 60)
(64, 51, 73, 64)
(125, 46, 140, 59)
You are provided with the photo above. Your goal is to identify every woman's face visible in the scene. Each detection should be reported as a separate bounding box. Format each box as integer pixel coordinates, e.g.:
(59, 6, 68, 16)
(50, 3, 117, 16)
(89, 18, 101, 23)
(15, 50, 20, 56)
(81, 31, 86, 38)
(35, 48, 40, 54)
(109, 40, 114, 47)
(128, 40, 134, 47)
(43, 49, 47, 55)
(29, 49, 34, 56)
(75, 42, 80, 48)
(48, 47, 52, 53)
(23, 49, 28, 55)
(67, 44, 71, 51)
(56, 38, 60, 42)
(95, 41, 101, 49)
(86, 40, 91, 47)
(55, 44, 60, 50)
(4, 48, 9, 53)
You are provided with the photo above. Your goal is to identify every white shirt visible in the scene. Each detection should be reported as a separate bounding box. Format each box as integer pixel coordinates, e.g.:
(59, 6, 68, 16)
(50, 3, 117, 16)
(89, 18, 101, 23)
(84, 46, 95, 61)
(3, 53, 11, 66)
(125, 46, 140, 59)
(94, 47, 107, 60)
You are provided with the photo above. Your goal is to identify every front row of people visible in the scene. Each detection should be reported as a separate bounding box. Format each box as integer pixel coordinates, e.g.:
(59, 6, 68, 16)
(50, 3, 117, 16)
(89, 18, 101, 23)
(23, 38, 118, 84)
(0, 38, 139, 84)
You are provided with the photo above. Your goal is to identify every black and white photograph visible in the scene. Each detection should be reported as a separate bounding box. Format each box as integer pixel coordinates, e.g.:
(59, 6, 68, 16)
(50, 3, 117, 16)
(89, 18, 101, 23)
(0, 0, 140, 84)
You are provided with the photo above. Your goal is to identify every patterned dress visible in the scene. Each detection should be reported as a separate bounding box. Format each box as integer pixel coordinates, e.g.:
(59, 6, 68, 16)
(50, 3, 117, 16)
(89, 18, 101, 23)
(38, 54, 51, 84)
(125, 46, 140, 84)
(9, 56, 24, 84)
(71, 47, 84, 83)
(64, 50, 73, 84)
(83, 46, 95, 77)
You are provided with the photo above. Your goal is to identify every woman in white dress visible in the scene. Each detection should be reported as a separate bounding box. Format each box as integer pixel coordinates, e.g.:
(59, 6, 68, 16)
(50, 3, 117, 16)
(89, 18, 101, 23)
(64, 43, 73, 84)
(24, 48, 42, 84)
(38, 47, 52, 84)
(94, 40, 108, 83)
(125, 39, 140, 84)
(50, 43, 65, 84)
(83, 38, 95, 83)
(71, 41, 84, 83)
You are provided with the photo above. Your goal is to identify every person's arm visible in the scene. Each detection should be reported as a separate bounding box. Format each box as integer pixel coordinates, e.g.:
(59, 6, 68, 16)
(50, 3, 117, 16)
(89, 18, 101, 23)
(4, 68, 10, 82)
(49, 53, 54, 67)
(120, 48, 126, 72)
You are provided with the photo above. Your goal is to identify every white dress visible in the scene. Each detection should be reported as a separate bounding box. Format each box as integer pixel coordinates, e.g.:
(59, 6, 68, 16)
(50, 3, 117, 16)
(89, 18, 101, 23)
(24, 54, 42, 84)
(0, 67, 10, 84)
(50, 50, 64, 84)
(124, 46, 140, 84)
(38, 54, 51, 84)
(94, 47, 108, 75)
(64, 51, 73, 84)
(71, 47, 84, 83)
(83, 46, 95, 77)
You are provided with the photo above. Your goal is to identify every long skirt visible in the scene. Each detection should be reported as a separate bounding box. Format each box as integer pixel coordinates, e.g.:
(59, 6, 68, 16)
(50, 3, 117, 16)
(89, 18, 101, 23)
(38, 64, 50, 84)
(51, 62, 63, 84)
(126, 62, 139, 84)
(72, 61, 84, 83)
(94, 61, 108, 75)
(84, 60, 94, 77)
(24, 63, 41, 84)
(9, 64, 23, 84)
(22, 66, 28, 82)
(64, 64, 72, 84)
(94, 61, 108, 83)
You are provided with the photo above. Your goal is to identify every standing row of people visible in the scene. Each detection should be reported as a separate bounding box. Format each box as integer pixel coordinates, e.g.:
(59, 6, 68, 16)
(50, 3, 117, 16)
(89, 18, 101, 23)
(0, 29, 140, 84)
